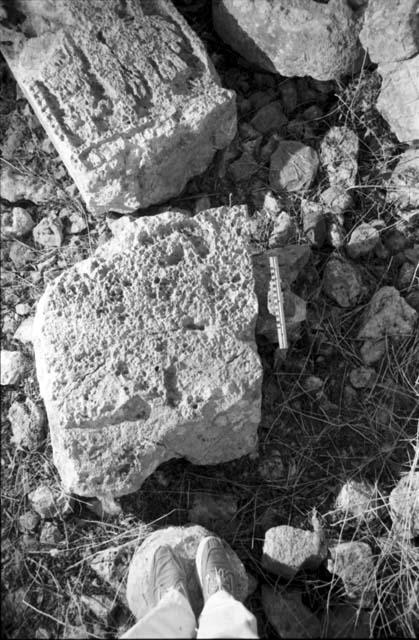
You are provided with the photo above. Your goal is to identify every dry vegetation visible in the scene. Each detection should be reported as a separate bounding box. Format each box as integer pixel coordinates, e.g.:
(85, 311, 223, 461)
(1, 2, 418, 638)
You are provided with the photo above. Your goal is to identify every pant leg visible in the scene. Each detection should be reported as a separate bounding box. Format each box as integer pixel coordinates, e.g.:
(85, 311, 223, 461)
(197, 589, 259, 639)
(121, 587, 197, 639)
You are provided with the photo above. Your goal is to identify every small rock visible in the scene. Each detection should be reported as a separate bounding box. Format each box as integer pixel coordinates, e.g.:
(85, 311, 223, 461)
(328, 221, 345, 249)
(406, 289, 419, 312)
(386, 149, 419, 210)
(320, 186, 353, 215)
(28, 485, 71, 519)
(327, 541, 375, 606)
(397, 262, 416, 290)
(63, 209, 88, 234)
(1, 165, 59, 204)
(1, 207, 35, 238)
(40, 522, 63, 546)
(33, 217, 64, 248)
(194, 196, 212, 214)
(250, 101, 287, 135)
(357, 286, 417, 364)
(278, 79, 298, 114)
(13, 317, 34, 343)
(383, 229, 407, 253)
(335, 480, 378, 522)
(249, 90, 276, 111)
(269, 141, 319, 192)
(18, 511, 40, 533)
(260, 132, 281, 164)
(377, 57, 419, 144)
(359, 0, 418, 64)
(0, 350, 28, 385)
(89, 546, 129, 591)
(258, 449, 285, 483)
(8, 242, 36, 269)
(322, 258, 364, 308)
(229, 151, 259, 182)
(8, 398, 46, 450)
(262, 525, 327, 579)
(301, 200, 327, 247)
(262, 191, 282, 217)
(349, 367, 376, 389)
(389, 472, 419, 538)
(188, 492, 238, 530)
(321, 605, 371, 638)
(269, 212, 296, 248)
(303, 376, 323, 393)
(15, 303, 31, 316)
(80, 594, 114, 620)
(320, 126, 359, 188)
(346, 223, 379, 259)
(262, 585, 321, 639)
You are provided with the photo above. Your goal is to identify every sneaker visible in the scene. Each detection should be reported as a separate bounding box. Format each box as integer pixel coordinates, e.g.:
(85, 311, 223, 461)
(195, 536, 236, 602)
(150, 545, 189, 604)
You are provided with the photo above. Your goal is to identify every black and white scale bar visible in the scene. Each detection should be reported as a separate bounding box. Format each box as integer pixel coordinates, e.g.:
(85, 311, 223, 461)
(269, 255, 288, 350)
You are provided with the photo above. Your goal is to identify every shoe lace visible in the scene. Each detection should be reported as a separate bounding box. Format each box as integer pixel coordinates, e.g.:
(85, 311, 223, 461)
(206, 568, 234, 596)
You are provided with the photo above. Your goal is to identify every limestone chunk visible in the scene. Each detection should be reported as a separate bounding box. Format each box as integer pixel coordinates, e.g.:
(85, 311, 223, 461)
(360, 0, 419, 64)
(212, 0, 363, 81)
(357, 286, 417, 364)
(32, 206, 263, 498)
(1, 0, 236, 214)
(377, 56, 419, 144)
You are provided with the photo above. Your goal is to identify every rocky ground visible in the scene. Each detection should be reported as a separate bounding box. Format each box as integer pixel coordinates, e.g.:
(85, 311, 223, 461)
(1, 1, 419, 638)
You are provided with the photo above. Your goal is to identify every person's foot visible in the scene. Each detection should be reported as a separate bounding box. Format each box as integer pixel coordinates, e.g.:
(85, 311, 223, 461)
(150, 545, 189, 604)
(196, 536, 236, 602)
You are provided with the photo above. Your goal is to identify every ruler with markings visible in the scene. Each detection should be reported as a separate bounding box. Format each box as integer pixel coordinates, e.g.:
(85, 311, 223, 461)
(269, 255, 288, 350)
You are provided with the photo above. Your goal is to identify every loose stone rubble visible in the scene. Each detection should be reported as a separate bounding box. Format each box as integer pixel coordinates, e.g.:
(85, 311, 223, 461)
(8, 398, 46, 450)
(359, 0, 418, 64)
(126, 525, 248, 621)
(32, 206, 263, 498)
(212, 0, 363, 81)
(389, 472, 419, 538)
(327, 541, 375, 607)
(346, 223, 379, 259)
(262, 525, 327, 579)
(386, 149, 419, 210)
(320, 126, 359, 188)
(269, 141, 319, 192)
(0, 0, 236, 214)
(322, 258, 365, 308)
(335, 480, 379, 523)
(0, 349, 28, 385)
(377, 56, 419, 144)
(357, 286, 417, 364)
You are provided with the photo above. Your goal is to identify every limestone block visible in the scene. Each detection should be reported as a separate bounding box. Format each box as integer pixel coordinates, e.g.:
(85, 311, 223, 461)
(126, 525, 249, 620)
(377, 56, 419, 144)
(32, 206, 263, 498)
(360, 0, 419, 64)
(0, 0, 236, 214)
(212, 0, 363, 81)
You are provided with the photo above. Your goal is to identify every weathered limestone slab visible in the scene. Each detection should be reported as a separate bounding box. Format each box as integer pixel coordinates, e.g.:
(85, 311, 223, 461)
(0, 0, 236, 214)
(212, 0, 363, 81)
(360, 0, 418, 64)
(126, 525, 249, 620)
(377, 56, 419, 144)
(32, 206, 263, 498)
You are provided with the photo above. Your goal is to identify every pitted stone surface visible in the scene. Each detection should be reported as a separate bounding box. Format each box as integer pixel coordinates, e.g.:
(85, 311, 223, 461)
(360, 0, 419, 64)
(1, 0, 236, 214)
(32, 206, 263, 498)
(212, 0, 363, 81)
(126, 525, 249, 620)
(377, 56, 419, 144)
